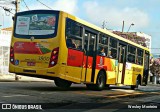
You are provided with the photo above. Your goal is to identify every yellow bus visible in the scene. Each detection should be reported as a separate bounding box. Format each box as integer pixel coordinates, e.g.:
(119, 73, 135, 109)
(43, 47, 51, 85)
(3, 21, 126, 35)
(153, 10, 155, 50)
(9, 10, 150, 90)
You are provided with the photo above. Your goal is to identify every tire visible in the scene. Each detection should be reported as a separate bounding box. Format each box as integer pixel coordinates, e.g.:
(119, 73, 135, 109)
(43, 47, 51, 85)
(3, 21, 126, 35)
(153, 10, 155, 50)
(105, 84, 110, 90)
(86, 71, 106, 91)
(131, 78, 139, 90)
(54, 78, 72, 89)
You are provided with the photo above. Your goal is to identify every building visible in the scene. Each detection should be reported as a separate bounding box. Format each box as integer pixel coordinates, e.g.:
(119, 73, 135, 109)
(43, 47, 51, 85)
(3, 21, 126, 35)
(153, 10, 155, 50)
(0, 27, 12, 75)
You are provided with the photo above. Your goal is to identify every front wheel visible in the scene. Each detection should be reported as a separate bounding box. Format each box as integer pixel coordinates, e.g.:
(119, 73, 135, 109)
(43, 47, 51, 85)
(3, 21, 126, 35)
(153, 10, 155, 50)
(131, 78, 139, 90)
(96, 71, 106, 90)
(86, 71, 106, 91)
(105, 84, 110, 90)
(54, 78, 72, 89)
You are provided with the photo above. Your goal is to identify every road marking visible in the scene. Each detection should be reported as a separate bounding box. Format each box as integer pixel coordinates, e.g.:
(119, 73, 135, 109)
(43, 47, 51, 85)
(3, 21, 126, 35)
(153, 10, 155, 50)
(150, 92, 160, 95)
(73, 92, 106, 97)
(107, 93, 144, 98)
(112, 89, 135, 93)
(2, 94, 29, 98)
(73, 91, 145, 98)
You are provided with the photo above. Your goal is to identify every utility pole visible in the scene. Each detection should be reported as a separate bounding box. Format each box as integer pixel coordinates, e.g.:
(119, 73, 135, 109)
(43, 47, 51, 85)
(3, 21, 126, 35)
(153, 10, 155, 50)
(12, 0, 20, 13)
(102, 20, 107, 29)
(122, 20, 124, 33)
(16, 0, 20, 13)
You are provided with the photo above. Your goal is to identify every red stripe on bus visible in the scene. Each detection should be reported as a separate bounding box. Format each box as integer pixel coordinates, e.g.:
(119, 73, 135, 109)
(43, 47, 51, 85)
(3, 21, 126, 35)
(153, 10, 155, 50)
(67, 49, 84, 67)
(14, 42, 43, 54)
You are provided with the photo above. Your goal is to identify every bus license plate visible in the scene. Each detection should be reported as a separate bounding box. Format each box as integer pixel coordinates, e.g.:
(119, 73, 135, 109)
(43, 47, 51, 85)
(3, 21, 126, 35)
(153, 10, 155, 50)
(27, 62, 35, 66)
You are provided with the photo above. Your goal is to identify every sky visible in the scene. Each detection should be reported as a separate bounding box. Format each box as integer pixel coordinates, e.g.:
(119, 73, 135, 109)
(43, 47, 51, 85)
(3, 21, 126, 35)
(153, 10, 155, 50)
(0, 0, 160, 54)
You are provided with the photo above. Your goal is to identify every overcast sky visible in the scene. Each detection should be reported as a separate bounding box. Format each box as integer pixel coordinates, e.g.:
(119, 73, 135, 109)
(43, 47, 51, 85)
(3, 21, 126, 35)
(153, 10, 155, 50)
(0, 0, 160, 54)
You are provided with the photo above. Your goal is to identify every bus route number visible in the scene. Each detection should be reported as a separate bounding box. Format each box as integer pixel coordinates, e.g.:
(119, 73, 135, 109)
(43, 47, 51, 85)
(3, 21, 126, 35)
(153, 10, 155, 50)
(38, 56, 50, 61)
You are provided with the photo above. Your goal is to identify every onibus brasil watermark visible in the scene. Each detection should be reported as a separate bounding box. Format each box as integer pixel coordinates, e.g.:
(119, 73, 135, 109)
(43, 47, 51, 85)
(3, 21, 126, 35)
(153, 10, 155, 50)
(1, 104, 42, 110)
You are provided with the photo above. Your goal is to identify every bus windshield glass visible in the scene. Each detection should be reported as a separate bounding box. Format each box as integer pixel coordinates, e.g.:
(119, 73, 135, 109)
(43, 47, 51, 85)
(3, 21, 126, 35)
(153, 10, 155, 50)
(14, 10, 59, 38)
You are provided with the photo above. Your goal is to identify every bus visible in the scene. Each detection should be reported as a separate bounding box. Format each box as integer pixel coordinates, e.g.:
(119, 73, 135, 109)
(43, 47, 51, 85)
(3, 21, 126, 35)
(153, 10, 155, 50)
(9, 10, 150, 90)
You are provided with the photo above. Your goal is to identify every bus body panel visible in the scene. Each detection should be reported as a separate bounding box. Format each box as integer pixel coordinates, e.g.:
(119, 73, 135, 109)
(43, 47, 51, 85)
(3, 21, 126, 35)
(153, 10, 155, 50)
(124, 63, 143, 85)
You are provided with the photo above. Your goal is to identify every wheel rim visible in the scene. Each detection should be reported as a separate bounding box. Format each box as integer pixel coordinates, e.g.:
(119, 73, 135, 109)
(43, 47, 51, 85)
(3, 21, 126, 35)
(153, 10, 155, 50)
(98, 74, 104, 87)
(136, 79, 139, 88)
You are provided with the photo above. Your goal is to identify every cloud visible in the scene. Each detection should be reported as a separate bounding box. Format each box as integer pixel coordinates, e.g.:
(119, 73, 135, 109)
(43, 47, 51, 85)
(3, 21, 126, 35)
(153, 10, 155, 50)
(52, 0, 78, 14)
(83, 1, 149, 30)
(21, 0, 78, 15)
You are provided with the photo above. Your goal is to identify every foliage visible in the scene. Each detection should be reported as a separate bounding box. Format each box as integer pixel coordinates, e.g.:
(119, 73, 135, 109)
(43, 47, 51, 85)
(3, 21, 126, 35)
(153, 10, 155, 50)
(150, 58, 160, 76)
(113, 31, 147, 47)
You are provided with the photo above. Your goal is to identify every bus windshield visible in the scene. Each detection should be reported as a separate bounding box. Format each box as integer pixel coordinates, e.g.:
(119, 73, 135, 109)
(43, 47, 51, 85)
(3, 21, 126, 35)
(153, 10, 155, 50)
(14, 10, 59, 38)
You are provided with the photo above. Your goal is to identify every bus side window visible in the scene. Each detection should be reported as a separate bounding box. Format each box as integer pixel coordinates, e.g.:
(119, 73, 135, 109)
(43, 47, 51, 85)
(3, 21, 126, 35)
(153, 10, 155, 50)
(127, 46, 136, 63)
(137, 49, 143, 65)
(66, 38, 76, 48)
(98, 34, 108, 57)
(109, 38, 117, 59)
(66, 18, 82, 50)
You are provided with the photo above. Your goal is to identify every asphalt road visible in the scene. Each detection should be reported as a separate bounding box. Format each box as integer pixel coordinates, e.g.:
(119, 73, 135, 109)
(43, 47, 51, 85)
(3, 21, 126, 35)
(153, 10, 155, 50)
(0, 81, 159, 112)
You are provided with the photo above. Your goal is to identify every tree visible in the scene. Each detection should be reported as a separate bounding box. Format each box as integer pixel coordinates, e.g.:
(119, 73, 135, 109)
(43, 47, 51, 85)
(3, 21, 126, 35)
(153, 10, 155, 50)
(150, 58, 160, 77)
(113, 31, 147, 47)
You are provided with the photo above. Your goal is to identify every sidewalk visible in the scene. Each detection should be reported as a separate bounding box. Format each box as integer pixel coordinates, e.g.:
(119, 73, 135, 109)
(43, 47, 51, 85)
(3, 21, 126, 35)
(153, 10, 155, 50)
(0, 74, 52, 82)
(148, 81, 160, 86)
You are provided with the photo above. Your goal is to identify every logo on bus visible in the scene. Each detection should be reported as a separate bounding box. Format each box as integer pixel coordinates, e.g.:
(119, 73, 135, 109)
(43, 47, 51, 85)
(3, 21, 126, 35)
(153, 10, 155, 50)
(15, 60, 19, 65)
(98, 57, 103, 68)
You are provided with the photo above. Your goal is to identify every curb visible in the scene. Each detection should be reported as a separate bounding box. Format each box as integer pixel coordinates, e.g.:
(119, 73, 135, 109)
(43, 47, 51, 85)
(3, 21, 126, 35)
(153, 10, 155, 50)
(0, 79, 53, 82)
(147, 82, 160, 86)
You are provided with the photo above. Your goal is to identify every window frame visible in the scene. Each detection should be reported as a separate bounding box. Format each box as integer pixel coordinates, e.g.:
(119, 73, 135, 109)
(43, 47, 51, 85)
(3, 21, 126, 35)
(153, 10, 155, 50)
(98, 34, 109, 57)
(109, 37, 118, 59)
(127, 45, 136, 63)
(136, 48, 144, 65)
(13, 10, 59, 39)
(65, 18, 83, 51)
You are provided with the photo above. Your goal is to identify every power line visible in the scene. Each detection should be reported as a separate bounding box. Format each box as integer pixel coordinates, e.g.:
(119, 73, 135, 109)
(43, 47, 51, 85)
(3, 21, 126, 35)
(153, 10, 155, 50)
(0, 6, 14, 15)
(36, 0, 52, 9)
(22, 0, 29, 10)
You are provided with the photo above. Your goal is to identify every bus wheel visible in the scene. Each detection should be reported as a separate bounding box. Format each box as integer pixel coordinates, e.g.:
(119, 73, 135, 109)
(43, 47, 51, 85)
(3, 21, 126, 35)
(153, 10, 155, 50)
(95, 71, 106, 90)
(131, 78, 139, 90)
(54, 78, 72, 88)
(86, 71, 106, 91)
(105, 84, 110, 90)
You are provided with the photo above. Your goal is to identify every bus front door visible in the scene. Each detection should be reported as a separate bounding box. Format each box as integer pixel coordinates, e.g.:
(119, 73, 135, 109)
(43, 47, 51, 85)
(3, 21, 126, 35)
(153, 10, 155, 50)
(82, 31, 97, 83)
(117, 45, 126, 84)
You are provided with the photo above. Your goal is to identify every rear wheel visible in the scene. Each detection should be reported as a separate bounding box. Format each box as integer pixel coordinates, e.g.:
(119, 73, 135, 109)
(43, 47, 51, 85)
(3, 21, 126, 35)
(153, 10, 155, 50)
(86, 71, 106, 91)
(54, 78, 72, 89)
